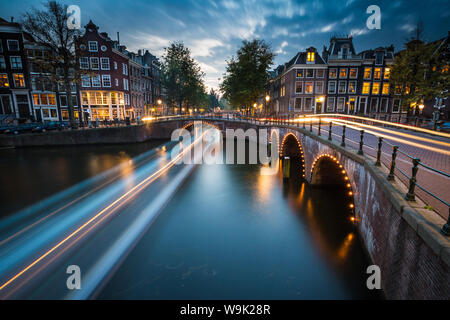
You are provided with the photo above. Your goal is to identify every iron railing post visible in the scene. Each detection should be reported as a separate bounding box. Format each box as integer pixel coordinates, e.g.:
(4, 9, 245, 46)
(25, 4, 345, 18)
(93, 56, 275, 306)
(375, 137, 383, 166)
(328, 121, 332, 140)
(318, 118, 321, 136)
(387, 146, 398, 181)
(405, 158, 420, 201)
(309, 117, 312, 132)
(341, 125, 346, 147)
(358, 130, 364, 155)
(441, 209, 450, 236)
(303, 116, 306, 129)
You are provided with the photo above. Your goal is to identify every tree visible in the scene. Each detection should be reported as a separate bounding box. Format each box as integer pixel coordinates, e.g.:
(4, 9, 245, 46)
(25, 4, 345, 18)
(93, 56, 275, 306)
(22, 1, 82, 127)
(390, 22, 449, 115)
(161, 42, 206, 113)
(220, 39, 274, 112)
(208, 88, 220, 110)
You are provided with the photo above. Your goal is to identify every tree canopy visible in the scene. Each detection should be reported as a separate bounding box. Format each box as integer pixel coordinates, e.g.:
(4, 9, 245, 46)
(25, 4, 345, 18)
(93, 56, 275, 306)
(220, 39, 274, 110)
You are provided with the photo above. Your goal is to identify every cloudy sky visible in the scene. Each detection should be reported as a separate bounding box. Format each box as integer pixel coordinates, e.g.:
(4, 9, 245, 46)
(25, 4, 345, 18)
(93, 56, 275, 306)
(3, 0, 450, 91)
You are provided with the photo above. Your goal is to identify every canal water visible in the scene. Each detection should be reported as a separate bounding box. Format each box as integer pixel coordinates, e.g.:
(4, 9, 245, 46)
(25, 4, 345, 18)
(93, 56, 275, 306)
(0, 141, 381, 299)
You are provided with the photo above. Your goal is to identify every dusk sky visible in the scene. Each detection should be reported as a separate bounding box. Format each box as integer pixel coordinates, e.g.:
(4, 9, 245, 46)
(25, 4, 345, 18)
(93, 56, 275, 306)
(3, 0, 450, 91)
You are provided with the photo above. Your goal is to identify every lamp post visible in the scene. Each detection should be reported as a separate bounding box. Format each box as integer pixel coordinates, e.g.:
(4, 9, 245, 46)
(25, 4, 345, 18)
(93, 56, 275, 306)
(265, 95, 270, 116)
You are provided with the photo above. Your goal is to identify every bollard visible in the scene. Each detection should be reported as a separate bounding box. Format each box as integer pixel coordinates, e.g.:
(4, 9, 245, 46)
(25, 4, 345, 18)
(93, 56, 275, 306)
(318, 118, 321, 136)
(328, 121, 332, 140)
(387, 146, 398, 181)
(375, 137, 383, 166)
(405, 158, 420, 201)
(358, 130, 364, 155)
(341, 125, 346, 147)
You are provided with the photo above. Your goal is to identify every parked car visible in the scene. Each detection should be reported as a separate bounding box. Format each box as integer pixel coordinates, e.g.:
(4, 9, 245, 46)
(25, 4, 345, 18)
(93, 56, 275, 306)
(32, 121, 70, 133)
(4, 123, 40, 135)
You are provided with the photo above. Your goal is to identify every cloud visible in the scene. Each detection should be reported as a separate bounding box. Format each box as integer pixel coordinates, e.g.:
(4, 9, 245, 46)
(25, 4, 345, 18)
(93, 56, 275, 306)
(189, 39, 224, 57)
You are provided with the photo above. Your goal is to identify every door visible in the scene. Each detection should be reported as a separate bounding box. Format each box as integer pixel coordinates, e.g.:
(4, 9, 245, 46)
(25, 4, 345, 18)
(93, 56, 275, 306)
(15, 94, 30, 118)
(0, 95, 13, 114)
(348, 97, 356, 114)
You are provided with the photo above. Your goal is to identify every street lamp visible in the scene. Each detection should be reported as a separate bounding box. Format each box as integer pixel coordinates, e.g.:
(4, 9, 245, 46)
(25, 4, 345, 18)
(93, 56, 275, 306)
(418, 103, 425, 114)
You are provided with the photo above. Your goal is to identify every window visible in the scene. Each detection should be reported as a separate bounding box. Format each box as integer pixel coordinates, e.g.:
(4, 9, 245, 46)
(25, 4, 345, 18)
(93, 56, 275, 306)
(339, 68, 348, 78)
(359, 97, 367, 114)
(296, 69, 304, 78)
(370, 98, 378, 112)
(329, 68, 337, 79)
(102, 75, 111, 87)
(374, 67, 381, 80)
(306, 69, 314, 78)
(115, 78, 119, 86)
(111, 92, 117, 104)
(13, 74, 25, 87)
(294, 98, 302, 111)
(307, 51, 315, 62)
(372, 82, 380, 95)
(123, 78, 129, 90)
(338, 81, 346, 94)
(380, 98, 388, 112)
(348, 81, 356, 94)
(316, 69, 324, 78)
(0, 56, 5, 69)
(81, 75, 90, 87)
(280, 86, 285, 97)
(92, 75, 101, 87)
(295, 81, 303, 94)
(100, 57, 110, 70)
(384, 67, 390, 79)
(81, 92, 89, 104)
(122, 63, 128, 75)
(382, 83, 389, 95)
(375, 52, 384, 65)
(336, 97, 345, 112)
(327, 97, 335, 112)
(0, 74, 9, 87)
(349, 68, 358, 78)
(7, 40, 19, 51)
(114, 61, 118, 70)
(364, 67, 372, 79)
(304, 97, 313, 111)
(80, 57, 89, 69)
(10, 56, 22, 69)
(328, 81, 336, 94)
(305, 82, 313, 94)
(88, 41, 98, 52)
(90, 57, 99, 70)
(362, 82, 371, 94)
(315, 81, 324, 94)
(392, 98, 401, 113)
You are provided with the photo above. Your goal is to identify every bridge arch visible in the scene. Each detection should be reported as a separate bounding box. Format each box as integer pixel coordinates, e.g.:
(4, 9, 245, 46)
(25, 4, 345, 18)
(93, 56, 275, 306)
(310, 153, 355, 216)
(280, 133, 306, 179)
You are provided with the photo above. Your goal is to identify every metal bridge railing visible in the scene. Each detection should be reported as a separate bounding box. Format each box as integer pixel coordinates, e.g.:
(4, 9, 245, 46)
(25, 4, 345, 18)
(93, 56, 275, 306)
(149, 114, 450, 236)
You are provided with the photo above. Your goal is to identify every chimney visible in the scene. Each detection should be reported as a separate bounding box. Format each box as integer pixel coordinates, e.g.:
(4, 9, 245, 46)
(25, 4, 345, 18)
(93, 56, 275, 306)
(11, 17, 14, 23)
(117, 32, 120, 45)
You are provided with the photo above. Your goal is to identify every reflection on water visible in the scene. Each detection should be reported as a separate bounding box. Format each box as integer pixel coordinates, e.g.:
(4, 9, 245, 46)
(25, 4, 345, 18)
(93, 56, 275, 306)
(0, 141, 382, 299)
(0, 141, 167, 218)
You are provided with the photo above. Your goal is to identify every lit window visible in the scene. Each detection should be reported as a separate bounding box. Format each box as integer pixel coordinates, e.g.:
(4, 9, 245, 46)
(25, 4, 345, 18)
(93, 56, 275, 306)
(384, 67, 390, 79)
(10, 56, 22, 69)
(0, 74, 8, 87)
(349, 68, 358, 78)
(374, 68, 381, 80)
(305, 82, 313, 94)
(307, 52, 315, 62)
(329, 68, 337, 79)
(348, 81, 356, 93)
(33, 94, 39, 105)
(372, 83, 380, 95)
(48, 94, 56, 105)
(382, 83, 389, 95)
(339, 68, 348, 78)
(81, 92, 89, 104)
(295, 81, 303, 93)
(306, 69, 314, 78)
(13, 73, 25, 87)
(364, 67, 372, 79)
(88, 41, 98, 52)
(362, 82, 370, 94)
(296, 69, 304, 78)
(338, 81, 346, 94)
